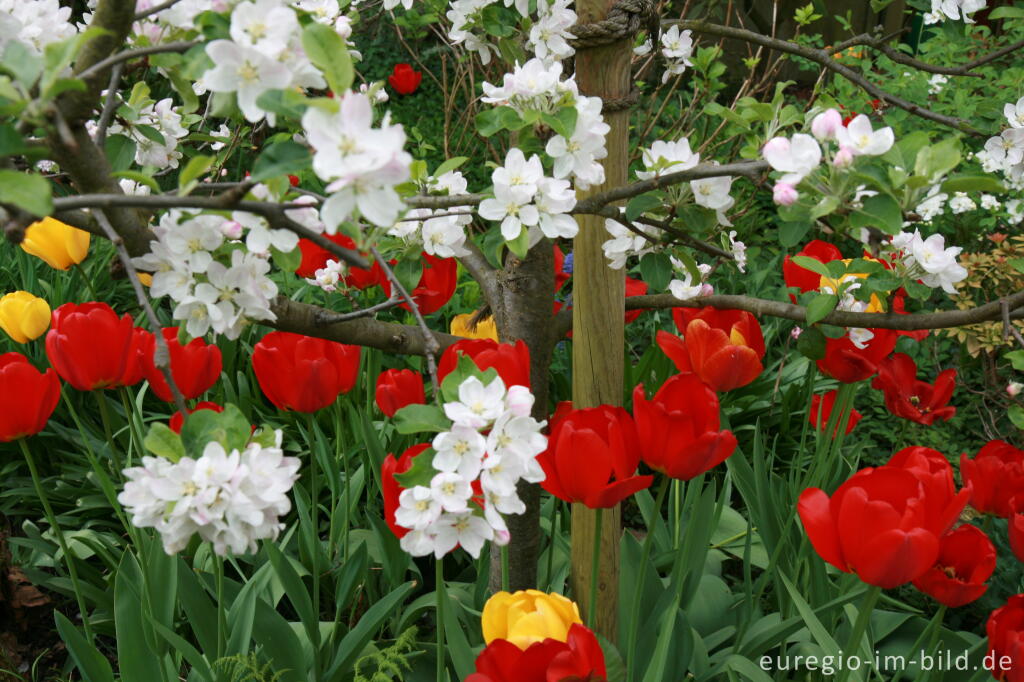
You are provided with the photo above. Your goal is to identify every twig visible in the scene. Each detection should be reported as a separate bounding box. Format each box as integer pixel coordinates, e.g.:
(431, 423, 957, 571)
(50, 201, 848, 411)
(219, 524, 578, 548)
(1002, 298, 1024, 349)
(314, 295, 402, 324)
(370, 246, 441, 396)
(93, 210, 189, 415)
(666, 19, 985, 135)
(134, 0, 186, 20)
(94, 62, 123, 148)
(77, 41, 201, 81)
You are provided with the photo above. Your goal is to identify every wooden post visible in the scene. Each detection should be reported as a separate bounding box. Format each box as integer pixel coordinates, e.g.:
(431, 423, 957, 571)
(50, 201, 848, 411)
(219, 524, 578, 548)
(570, 0, 632, 642)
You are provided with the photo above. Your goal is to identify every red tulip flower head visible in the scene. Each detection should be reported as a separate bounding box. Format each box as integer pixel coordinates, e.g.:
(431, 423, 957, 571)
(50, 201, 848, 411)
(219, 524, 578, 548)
(1009, 496, 1024, 563)
(783, 240, 843, 302)
(798, 462, 969, 588)
(961, 440, 1024, 518)
(816, 328, 897, 383)
(116, 327, 155, 388)
(912, 524, 995, 608)
(809, 390, 862, 437)
(986, 594, 1024, 681)
(624, 276, 648, 324)
(252, 331, 361, 412)
(466, 623, 607, 682)
(375, 369, 426, 416)
(438, 339, 531, 389)
(887, 446, 968, 535)
(632, 373, 737, 480)
(143, 327, 222, 402)
(388, 63, 422, 95)
(538, 405, 652, 508)
(381, 443, 428, 539)
(45, 302, 135, 391)
(871, 353, 956, 425)
(658, 307, 765, 392)
(381, 253, 456, 314)
(0, 353, 60, 442)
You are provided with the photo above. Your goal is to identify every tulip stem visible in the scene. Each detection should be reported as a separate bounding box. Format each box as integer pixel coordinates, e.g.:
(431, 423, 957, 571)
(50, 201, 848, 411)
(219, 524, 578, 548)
(94, 391, 124, 474)
(214, 554, 227, 661)
(18, 439, 95, 642)
(625, 477, 671, 682)
(305, 413, 323, 679)
(891, 604, 946, 682)
(72, 263, 100, 302)
(436, 558, 446, 682)
(836, 585, 882, 682)
(587, 508, 603, 630)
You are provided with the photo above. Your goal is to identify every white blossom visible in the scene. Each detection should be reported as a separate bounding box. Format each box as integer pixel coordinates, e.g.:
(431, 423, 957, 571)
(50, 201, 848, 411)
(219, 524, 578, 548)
(835, 115, 895, 157)
(762, 134, 822, 185)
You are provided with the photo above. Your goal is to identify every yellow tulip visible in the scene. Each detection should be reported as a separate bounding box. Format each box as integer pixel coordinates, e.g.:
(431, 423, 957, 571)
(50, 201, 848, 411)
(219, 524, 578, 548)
(818, 258, 886, 313)
(481, 590, 582, 650)
(450, 313, 499, 341)
(20, 217, 90, 270)
(0, 291, 51, 343)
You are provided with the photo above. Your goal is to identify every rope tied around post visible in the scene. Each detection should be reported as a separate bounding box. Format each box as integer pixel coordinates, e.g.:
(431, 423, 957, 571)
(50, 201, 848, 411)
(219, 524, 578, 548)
(568, 0, 656, 50)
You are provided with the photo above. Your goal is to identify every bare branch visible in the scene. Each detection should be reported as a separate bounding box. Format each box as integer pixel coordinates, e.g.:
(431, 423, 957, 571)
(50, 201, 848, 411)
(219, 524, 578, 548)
(77, 41, 201, 81)
(667, 19, 986, 135)
(1002, 299, 1024, 349)
(94, 62, 123, 148)
(135, 0, 187, 20)
(314, 295, 402, 324)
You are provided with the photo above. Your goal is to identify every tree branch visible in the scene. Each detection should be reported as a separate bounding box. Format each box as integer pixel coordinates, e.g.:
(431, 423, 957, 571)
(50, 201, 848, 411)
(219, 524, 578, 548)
(134, 0, 186, 20)
(77, 41, 201, 82)
(668, 19, 986, 135)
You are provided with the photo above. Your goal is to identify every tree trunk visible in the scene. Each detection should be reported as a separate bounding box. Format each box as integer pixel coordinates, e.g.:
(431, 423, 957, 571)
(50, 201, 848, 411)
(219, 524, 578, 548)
(570, 0, 632, 642)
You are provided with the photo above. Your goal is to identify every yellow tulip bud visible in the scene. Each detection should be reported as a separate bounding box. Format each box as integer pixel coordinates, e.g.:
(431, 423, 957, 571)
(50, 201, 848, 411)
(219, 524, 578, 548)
(0, 291, 51, 344)
(450, 313, 499, 341)
(481, 590, 582, 650)
(20, 217, 90, 270)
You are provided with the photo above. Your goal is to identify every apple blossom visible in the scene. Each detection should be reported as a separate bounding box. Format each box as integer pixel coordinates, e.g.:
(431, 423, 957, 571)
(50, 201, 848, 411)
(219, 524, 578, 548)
(835, 115, 895, 156)
(762, 134, 822, 184)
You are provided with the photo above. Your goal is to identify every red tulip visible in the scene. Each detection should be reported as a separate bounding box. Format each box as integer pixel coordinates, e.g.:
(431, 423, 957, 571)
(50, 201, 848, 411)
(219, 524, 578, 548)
(961, 440, 1024, 518)
(375, 369, 426, 416)
(1008, 496, 1024, 563)
(912, 524, 995, 608)
(816, 328, 897, 383)
(252, 331, 361, 412)
(809, 390, 862, 437)
(986, 594, 1024, 681)
(553, 245, 570, 293)
(538, 405, 652, 509)
(632, 373, 737, 480)
(624, 276, 648, 324)
(0, 353, 60, 442)
(467, 623, 607, 682)
(45, 302, 135, 391)
(388, 63, 422, 95)
(798, 462, 969, 588)
(116, 327, 155, 388)
(886, 446, 969, 540)
(345, 258, 386, 291)
(381, 253, 457, 314)
(871, 353, 956, 425)
(658, 308, 765, 392)
(295, 233, 357, 278)
(438, 339, 531, 389)
(143, 327, 222, 402)
(169, 401, 225, 434)
(382, 443, 427, 539)
(783, 240, 843, 302)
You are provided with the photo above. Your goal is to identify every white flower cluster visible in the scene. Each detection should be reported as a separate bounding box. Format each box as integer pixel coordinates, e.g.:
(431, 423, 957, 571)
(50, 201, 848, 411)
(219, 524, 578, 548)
(307, 259, 347, 292)
(104, 98, 190, 170)
(949, 191, 977, 214)
(200, 0, 329, 123)
(0, 0, 76, 57)
(601, 217, 660, 269)
(763, 110, 894, 205)
(928, 74, 948, 95)
(397, 376, 547, 559)
(635, 139, 736, 225)
(391, 171, 474, 258)
(977, 97, 1024, 183)
(479, 148, 578, 243)
(660, 26, 694, 83)
(915, 185, 948, 222)
(133, 207, 292, 338)
(924, 0, 986, 24)
(303, 92, 412, 230)
(886, 230, 968, 294)
(668, 258, 713, 301)
(448, 0, 576, 65)
(119, 432, 300, 556)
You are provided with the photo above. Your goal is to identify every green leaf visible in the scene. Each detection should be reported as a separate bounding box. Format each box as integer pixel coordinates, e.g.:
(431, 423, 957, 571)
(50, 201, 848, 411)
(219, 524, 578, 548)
(1005, 350, 1024, 372)
(114, 552, 165, 682)
(55, 613, 115, 682)
(255, 89, 310, 120)
(796, 326, 826, 360)
(249, 139, 309, 182)
(323, 583, 415, 678)
(433, 156, 469, 177)
(143, 423, 186, 462)
(393, 446, 438, 489)
(179, 404, 252, 458)
(904, 280, 932, 300)
(0, 170, 52, 216)
(1009, 405, 1024, 430)
(990, 6, 1024, 18)
(271, 244, 303, 273)
(394, 257, 423, 294)
(441, 356, 499, 403)
(506, 225, 530, 259)
(790, 255, 833, 279)
(392, 403, 450, 435)
(940, 175, 1006, 194)
(480, 4, 517, 36)
(475, 106, 521, 137)
(1, 40, 43, 88)
(301, 22, 353, 93)
(849, 193, 904, 235)
(914, 138, 961, 184)
(805, 294, 838, 325)
(809, 195, 839, 220)
(626, 193, 663, 221)
(134, 123, 167, 147)
(778, 220, 811, 248)
(541, 107, 578, 139)
(105, 134, 137, 172)
(177, 154, 215, 195)
(639, 252, 673, 291)
(779, 573, 842, 657)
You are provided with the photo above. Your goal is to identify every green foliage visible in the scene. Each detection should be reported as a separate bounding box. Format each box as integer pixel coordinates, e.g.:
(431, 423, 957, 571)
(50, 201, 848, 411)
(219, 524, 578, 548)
(214, 654, 286, 682)
(353, 627, 419, 682)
